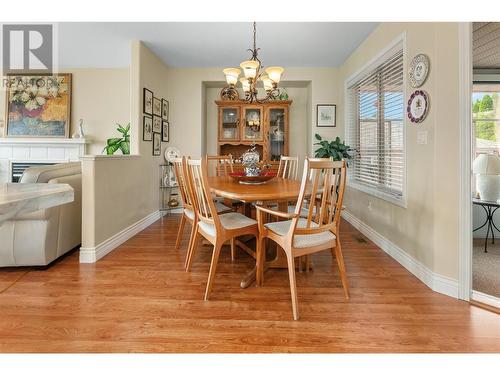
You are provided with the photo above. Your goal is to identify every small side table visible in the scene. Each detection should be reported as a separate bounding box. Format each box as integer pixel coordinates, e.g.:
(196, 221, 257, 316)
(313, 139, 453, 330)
(473, 198, 500, 253)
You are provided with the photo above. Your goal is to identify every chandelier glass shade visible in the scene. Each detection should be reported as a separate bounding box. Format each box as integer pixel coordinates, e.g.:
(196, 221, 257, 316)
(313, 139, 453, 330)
(221, 22, 284, 103)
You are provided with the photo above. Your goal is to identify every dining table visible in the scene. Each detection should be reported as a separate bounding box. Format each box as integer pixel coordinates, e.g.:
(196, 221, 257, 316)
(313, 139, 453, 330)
(208, 175, 304, 288)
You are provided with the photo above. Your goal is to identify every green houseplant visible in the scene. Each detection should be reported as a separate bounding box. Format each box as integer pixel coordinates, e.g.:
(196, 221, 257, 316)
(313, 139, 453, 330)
(314, 133, 353, 161)
(103, 123, 131, 155)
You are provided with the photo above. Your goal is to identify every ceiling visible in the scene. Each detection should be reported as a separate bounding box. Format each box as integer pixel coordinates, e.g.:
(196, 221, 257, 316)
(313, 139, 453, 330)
(473, 22, 500, 68)
(57, 22, 378, 68)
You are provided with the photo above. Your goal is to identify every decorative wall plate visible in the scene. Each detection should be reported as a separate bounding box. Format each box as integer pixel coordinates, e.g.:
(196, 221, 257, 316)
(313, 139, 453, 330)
(164, 146, 180, 163)
(407, 90, 429, 123)
(408, 54, 430, 88)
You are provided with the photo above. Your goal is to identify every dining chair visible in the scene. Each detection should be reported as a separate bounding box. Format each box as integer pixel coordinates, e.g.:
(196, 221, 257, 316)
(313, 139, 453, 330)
(255, 158, 349, 320)
(185, 157, 260, 300)
(277, 155, 299, 180)
(207, 154, 234, 177)
(207, 154, 246, 214)
(172, 157, 232, 269)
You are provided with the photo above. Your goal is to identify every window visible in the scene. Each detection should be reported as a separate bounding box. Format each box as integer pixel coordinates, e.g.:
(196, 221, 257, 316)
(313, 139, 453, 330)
(346, 40, 405, 206)
(472, 83, 500, 157)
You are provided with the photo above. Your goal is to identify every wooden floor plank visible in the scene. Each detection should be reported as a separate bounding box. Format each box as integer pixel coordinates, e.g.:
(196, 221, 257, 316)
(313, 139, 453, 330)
(0, 215, 498, 353)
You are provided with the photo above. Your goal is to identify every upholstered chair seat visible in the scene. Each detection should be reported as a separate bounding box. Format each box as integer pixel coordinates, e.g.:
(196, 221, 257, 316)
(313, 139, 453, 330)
(183, 201, 231, 221)
(264, 218, 336, 248)
(199, 212, 257, 238)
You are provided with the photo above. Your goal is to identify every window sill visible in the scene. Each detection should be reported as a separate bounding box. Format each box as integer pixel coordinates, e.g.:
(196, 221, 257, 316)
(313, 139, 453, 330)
(347, 181, 407, 208)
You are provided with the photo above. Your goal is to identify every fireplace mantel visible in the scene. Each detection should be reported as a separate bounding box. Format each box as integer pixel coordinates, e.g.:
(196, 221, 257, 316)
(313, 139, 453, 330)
(0, 138, 90, 145)
(0, 137, 90, 183)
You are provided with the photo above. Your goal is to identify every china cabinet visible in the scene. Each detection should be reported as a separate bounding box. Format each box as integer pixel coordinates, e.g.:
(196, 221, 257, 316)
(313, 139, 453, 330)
(216, 100, 291, 168)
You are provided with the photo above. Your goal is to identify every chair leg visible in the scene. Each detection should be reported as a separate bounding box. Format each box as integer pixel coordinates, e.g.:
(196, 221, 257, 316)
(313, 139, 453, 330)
(230, 237, 236, 261)
(175, 214, 186, 249)
(185, 231, 200, 272)
(334, 238, 350, 300)
(204, 242, 223, 300)
(256, 235, 266, 286)
(286, 253, 299, 320)
(184, 221, 197, 269)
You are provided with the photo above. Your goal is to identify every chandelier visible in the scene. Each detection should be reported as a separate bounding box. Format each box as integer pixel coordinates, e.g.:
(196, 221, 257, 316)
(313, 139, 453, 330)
(221, 22, 284, 103)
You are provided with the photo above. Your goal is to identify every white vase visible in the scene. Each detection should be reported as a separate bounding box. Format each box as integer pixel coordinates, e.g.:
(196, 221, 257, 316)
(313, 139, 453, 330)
(476, 174, 500, 202)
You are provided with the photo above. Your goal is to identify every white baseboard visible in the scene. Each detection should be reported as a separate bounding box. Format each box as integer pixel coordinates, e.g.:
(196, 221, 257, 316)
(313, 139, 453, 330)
(79, 210, 162, 263)
(472, 290, 500, 309)
(341, 210, 459, 299)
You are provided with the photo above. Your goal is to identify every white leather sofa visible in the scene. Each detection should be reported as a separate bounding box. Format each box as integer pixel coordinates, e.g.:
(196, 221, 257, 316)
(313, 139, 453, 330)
(0, 162, 82, 267)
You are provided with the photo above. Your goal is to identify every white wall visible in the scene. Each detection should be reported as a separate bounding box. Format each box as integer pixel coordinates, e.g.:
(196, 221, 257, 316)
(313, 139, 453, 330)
(80, 41, 170, 257)
(338, 22, 461, 280)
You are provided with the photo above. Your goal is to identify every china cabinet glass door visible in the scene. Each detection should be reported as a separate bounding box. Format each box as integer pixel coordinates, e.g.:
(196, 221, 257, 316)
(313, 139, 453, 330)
(220, 107, 240, 141)
(242, 107, 264, 142)
(268, 108, 286, 161)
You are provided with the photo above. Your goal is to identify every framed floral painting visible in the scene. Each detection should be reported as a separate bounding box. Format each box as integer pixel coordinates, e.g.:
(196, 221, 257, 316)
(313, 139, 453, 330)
(5, 74, 72, 137)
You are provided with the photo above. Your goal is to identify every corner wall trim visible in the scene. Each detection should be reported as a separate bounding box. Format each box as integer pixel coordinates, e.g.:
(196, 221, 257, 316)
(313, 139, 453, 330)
(79, 210, 162, 263)
(471, 290, 500, 309)
(341, 210, 459, 298)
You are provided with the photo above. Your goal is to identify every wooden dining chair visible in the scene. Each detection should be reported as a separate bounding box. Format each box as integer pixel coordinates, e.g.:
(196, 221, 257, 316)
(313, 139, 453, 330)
(172, 157, 232, 269)
(207, 155, 234, 177)
(277, 155, 299, 180)
(185, 157, 260, 300)
(207, 154, 246, 213)
(255, 158, 349, 320)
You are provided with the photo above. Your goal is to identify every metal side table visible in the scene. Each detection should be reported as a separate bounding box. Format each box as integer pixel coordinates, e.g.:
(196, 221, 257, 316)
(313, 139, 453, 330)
(473, 198, 500, 253)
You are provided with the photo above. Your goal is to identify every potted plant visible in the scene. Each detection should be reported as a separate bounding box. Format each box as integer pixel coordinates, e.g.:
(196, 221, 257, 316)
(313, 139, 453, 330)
(103, 123, 131, 155)
(314, 133, 353, 162)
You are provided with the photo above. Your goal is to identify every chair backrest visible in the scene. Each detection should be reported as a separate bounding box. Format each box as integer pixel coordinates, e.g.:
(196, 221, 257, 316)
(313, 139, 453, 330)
(207, 155, 234, 177)
(291, 158, 347, 239)
(277, 155, 299, 180)
(172, 157, 194, 212)
(185, 157, 221, 228)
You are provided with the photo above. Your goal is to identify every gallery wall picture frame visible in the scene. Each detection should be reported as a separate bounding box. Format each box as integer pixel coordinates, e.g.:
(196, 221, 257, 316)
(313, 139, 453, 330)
(143, 88, 153, 115)
(316, 104, 336, 127)
(152, 115, 162, 133)
(161, 99, 169, 120)
(153, 97, 162, 117)
(153, 132, 161, 156)
(162, 120, 169, 142)
(5, 73, 72, 137)
(143, 115, 153, 141)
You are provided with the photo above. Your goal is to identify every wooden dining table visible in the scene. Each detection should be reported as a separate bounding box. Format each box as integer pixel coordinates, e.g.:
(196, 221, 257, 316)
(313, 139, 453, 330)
(208, 176, 304, 288)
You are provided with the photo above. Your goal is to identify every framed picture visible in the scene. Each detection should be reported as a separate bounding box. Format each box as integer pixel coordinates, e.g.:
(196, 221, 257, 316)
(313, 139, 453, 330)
(162, 120, 169, 142)
(5, 73, 72, 137)
(152, 115, 162, 133)
(153, 132, 161, 156)
(143, 88, 153, 115)
(161, 99, 169, 120)
(153, 97, 162, 117)
(316, 104, 336, 127)
(143, 115, 152, 141)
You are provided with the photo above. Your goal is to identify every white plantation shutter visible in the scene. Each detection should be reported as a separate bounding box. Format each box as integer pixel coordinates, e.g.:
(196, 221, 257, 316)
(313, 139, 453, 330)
(346, 43, 405, 205)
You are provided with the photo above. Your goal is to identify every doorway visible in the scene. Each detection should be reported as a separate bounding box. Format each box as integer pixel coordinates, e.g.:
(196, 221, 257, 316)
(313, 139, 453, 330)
(467, 22, 500, 309)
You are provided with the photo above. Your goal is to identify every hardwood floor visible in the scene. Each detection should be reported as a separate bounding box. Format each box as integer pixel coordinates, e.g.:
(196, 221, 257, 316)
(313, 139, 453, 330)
(0, 215, 499, 353)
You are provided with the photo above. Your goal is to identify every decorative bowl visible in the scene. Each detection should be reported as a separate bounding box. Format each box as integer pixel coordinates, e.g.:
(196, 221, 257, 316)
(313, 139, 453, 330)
(228, 171, 277, 185)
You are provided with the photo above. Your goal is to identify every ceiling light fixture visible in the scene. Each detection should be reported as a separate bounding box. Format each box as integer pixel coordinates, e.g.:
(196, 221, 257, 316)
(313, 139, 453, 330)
(221, 22, 284, 103)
